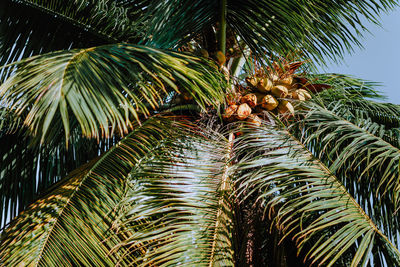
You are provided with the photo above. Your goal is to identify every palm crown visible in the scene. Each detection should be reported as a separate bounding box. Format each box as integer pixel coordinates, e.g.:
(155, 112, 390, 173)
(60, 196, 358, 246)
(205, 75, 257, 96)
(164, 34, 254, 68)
(1, 0, 400, 266)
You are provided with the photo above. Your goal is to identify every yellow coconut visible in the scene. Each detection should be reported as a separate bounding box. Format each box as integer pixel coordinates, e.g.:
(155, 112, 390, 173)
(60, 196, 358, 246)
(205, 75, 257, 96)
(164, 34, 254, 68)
(261, 95, 279, 111)
(291, 90, 306, 101)
(278, 100, 295, 116)
(270, 73, 280, 83)
(279, 76, 293, 86)
(271, 85, 289, 98)
(246, 76, 258, 88)
(256, 78, 273, 93)
(237, 103, 252, 120)
(297, 89, 312, 100)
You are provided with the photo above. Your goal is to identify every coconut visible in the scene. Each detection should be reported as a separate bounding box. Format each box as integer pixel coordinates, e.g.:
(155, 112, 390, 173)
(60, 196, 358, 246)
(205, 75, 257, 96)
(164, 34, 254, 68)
(237, 103, 252, 120)
(246, 76, 258, 88)
(246, 114, 262, 127)
(223, 104, 238, 121)
(216, 51, 226, 66)
(270, 73, 280, 83)
(261, 95, 279, 111)
(279, 75, 293, 86)
(271, 85, 289, 98)
(226, 93, 240, 105)
(278, 100, 295, 116)
(297, 89, 312, 100)
(240, 93, 257, 108)
(291, 90, 306, 101)
(256, 78, 273, 93)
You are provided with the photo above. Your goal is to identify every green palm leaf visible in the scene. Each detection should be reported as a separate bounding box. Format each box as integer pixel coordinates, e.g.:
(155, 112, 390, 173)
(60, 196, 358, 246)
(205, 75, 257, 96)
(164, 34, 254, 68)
(235, 124, 400, 266)
(141, 0, 396, 64)
(298, 105, 400, 201)
(0, 118, 119, 228)
(6, 0, 136, 42)
(0, 44, 226, 142)
(0, 117, 185, 266)
(112, 130, 235, 266)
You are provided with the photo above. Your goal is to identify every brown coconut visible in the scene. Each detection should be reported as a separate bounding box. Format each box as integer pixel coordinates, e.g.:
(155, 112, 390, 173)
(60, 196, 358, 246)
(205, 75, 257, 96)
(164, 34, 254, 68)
(223, 104, 238, 121)
(216, 51, 226, 66)
(246, 114, 262, 127)
(278, 100, 295, 116)
(237, 103, 252, 120)
(271, 85, 289, 98)
(240, 93, 257, 108)
(261, 95, 279, 111)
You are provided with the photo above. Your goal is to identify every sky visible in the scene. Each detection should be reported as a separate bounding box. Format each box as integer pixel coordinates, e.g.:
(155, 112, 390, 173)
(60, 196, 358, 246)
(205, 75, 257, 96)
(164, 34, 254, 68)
(320, 7, 400, 104)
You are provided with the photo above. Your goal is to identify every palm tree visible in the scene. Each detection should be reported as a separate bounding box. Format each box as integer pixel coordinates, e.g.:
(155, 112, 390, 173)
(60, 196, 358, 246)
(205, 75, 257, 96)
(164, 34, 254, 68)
(0, 0, 400, 266)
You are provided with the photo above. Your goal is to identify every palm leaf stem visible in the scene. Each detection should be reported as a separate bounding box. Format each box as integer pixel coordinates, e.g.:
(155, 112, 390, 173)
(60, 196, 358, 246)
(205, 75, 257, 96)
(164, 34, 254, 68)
(209, 132, 235, 266)
(218, 0, 227, 54)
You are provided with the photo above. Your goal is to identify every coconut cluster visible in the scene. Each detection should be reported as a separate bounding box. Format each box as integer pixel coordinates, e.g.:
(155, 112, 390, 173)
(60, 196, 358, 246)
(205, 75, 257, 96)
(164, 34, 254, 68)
(223, 72, 312, 126)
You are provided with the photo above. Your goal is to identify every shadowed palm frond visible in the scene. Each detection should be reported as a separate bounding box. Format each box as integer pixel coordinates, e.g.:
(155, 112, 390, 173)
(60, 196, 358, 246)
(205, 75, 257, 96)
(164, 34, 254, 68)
(0, 117, 190, 266)
(0, 118, 120, 228)
(234, 123, 400, 266)
(0, 1, 106, 84)
(0, 44, 226, 142)
(6, 0, 137, 42)
(112, 130, 235, 266)
(137, 0, 397, 65)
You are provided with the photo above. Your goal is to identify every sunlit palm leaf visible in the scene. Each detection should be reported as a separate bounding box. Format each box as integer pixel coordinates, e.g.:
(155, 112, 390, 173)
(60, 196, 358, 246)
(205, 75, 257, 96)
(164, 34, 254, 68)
(0, 44, 226, 142)
(297, 105, 400, 201)
(0, 117, 119, 228)
(235, 124, 400, 266)
(112, 130, 235, 266)
(0, 117, 188, 266)
(292, 104, 400, 251)
(213, 0, 392, 62)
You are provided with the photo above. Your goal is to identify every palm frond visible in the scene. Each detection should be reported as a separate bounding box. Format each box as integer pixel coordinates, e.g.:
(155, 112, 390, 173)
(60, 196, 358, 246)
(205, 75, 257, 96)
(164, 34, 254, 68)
(111, 130, 235, 266)
(228, 0, 397, 64)
(143, 1, 218, 49)
(297, 105, 400, 198)
(0, 44, 226, 142)
(0, 0, 106, 83)
(0, 118, 119, 228)
(293, 104, 400, 248)
(234, 123, 400, 266)
(0, 117, 185, 266)
(310, 73, 385, 100)
(7, 0, 137, 42)
(136, 0, 397, 65)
